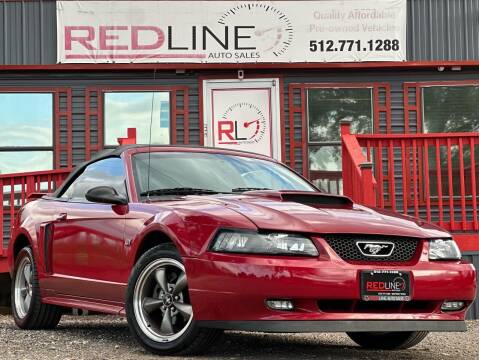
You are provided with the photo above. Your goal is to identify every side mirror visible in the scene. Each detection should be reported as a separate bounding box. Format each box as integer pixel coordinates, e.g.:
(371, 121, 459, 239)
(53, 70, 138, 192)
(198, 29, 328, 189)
(85, 186, 128, 205)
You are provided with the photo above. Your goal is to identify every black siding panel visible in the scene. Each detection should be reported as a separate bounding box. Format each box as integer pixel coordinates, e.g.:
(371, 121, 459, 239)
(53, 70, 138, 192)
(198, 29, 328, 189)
(2, 0, 479, 65)
(0, 0, 56, 65)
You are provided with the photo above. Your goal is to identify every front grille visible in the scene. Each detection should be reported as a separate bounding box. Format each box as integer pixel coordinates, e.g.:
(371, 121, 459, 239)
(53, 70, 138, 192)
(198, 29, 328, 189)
(323, 234, 420, 262)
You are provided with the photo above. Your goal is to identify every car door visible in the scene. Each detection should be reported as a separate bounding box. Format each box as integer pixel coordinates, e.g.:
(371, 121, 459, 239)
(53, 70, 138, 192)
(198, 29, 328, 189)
(47, 157, 130, 303)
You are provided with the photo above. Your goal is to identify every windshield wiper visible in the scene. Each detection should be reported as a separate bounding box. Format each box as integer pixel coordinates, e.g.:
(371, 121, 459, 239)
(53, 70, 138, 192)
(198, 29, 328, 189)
(141, 187, 222, 196)
(231, 187, 272, 193)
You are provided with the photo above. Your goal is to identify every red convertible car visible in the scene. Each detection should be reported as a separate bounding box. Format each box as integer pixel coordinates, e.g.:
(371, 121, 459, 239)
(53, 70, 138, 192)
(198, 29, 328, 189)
(8, 145, 477, 355)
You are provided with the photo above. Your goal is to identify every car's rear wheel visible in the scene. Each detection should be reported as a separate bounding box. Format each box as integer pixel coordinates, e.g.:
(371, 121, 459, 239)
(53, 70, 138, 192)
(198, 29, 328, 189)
(12, 246, 63, 329)
(126, 244, 221, 355)
(347, 331, 429, 350)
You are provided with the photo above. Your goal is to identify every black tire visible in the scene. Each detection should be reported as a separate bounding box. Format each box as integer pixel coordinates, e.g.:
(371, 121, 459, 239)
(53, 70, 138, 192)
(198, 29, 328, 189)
(125, 244, 221, 355)
(347, 331, 429, 350)
(11, 246, 63, 329)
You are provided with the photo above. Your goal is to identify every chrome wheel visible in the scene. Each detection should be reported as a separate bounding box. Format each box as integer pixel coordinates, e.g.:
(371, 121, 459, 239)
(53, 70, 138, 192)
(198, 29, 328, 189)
(133, 258, 193, 343)
(14, 256, 33, 319)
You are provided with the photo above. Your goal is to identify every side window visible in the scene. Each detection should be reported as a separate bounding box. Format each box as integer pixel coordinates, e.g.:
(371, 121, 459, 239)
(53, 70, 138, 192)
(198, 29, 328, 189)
(61, 158, 126, 201)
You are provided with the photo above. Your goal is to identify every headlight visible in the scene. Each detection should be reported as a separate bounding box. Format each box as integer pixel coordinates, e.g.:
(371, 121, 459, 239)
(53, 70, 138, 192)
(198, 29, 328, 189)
(429, 239, 461, 260)
(211, 230, 319, 257)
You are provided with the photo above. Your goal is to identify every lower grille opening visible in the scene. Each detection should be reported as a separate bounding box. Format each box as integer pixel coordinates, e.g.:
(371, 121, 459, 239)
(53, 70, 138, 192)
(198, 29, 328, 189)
(317, 300, 439, 314)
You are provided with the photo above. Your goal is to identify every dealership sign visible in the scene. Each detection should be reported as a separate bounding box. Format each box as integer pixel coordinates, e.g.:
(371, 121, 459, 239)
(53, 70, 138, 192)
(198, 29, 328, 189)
(57, 0, 406, 63)
(211, 88, 273, 156)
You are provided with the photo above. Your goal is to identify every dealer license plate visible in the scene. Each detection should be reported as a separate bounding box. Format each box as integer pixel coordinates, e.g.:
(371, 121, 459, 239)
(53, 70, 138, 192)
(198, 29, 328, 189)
(360, 270, 411, 301)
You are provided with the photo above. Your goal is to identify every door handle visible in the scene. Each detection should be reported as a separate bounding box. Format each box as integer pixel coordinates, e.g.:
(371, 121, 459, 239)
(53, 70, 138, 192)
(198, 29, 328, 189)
(55, 213, 67, 222)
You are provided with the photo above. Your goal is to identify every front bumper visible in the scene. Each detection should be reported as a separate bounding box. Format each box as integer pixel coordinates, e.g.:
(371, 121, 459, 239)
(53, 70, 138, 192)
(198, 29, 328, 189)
(198, 320, 466, 332)
(185, 238, 476, 325)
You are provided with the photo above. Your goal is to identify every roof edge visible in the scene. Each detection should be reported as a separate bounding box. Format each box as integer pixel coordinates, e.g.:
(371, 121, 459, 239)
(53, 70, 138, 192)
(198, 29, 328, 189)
(1, 60, 479, 72)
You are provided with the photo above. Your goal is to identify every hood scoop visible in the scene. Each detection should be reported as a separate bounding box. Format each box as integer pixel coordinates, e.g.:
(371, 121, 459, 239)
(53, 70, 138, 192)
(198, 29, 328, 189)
(243, 190, 354, 209)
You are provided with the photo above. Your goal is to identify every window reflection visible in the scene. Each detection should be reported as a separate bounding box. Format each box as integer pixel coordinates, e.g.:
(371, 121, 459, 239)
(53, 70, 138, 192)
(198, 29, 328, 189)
(61, 158, 126, 201)
(307, 88, 372, 195)
(308, 88, 372, 143)
(423, 86, 479, 199)
(423, 86, 479, 133)
(132, 152, 315, 197)
(0, 93, 54, 174)
(0, 93, 53, 147)
(309, 146, 343, 194)
(104, 92, 170, 146)
(0, 151, 53, 174)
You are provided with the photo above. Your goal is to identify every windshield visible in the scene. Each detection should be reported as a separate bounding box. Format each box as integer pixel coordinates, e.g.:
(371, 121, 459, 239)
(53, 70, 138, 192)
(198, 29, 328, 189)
(132, 152, 316, 198)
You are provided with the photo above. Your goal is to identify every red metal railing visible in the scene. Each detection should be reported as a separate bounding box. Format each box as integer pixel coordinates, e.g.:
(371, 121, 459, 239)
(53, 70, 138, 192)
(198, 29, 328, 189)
(341, 121, 479, 233)
(0, 169, 71, 257)
(340, 121, 376, 206)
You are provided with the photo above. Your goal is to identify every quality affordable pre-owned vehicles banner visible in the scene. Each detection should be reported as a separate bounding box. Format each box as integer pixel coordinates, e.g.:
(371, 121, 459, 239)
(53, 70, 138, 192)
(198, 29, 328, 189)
(57, 0, 406, 64)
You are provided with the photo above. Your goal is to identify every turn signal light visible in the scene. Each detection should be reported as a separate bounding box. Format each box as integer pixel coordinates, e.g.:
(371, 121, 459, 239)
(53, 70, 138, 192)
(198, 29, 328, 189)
(266, 299, 294, 311)
(441, 301, 465, 311)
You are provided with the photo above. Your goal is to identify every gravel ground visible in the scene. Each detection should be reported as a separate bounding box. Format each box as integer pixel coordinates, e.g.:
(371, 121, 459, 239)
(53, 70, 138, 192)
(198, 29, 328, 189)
(0, 315, 477, 359)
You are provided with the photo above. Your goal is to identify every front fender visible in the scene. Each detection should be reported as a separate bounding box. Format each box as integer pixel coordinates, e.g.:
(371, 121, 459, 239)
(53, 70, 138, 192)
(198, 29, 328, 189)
(131, 213, 187, 254)
(8, 224, 36, 278)
(126, 202, 257, 263)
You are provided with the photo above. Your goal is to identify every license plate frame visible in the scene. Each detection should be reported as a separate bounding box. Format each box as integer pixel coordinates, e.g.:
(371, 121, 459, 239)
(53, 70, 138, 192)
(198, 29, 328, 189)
(360, 270, 411, 301)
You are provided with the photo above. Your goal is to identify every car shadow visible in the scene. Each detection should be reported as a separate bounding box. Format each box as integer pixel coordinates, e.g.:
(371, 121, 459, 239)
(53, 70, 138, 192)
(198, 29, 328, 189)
(205, 331, 440, 360)
(34, 316, 445, 360)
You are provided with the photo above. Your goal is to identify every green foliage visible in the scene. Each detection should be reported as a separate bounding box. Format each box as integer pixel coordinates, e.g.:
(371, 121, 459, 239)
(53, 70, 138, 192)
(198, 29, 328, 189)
(423, 86, 479, 133)
(307, 88, 372, 143)
(307, 88, 373, 174)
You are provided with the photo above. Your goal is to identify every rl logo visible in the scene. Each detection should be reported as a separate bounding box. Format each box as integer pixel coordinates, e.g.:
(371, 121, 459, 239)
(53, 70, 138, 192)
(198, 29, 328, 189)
(217, 119, 260, 144)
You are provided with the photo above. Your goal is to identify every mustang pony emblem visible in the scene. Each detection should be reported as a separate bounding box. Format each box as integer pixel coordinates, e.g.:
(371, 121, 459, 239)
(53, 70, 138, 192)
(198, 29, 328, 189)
(364, 244, 389, 255)
(356, 241, 395, 257)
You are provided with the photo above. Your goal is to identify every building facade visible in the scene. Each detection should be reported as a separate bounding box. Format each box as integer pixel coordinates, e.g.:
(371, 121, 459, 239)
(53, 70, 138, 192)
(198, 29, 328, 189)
(0, 0, 478, 316)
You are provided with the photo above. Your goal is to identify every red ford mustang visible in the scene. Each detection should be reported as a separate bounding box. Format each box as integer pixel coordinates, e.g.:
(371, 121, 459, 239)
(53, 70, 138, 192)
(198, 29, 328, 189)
(8, 146, 477, 355)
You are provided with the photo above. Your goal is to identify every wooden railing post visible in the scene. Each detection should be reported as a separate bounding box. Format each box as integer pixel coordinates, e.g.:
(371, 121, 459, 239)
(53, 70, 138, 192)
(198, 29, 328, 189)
(340, 119, 352, 198)
(340, 119, 378, 207)
(26, 176, 35, 199)
(340, 118, 352, 137)
(359, 162, 376, 207)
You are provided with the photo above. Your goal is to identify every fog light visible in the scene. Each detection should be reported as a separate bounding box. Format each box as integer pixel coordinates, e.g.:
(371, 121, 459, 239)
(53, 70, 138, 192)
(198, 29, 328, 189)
(441, 301, 465, 311)
(266, 299, 294, 311)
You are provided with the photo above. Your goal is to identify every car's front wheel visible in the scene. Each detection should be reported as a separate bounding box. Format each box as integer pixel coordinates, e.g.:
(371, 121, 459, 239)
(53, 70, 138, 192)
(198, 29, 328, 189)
(347, 331, 429, 350)
(126, 244, 221, 355)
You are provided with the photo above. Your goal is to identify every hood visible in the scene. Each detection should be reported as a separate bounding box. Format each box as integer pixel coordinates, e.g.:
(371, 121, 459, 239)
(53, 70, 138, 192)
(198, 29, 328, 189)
(173, 190, 449, 239)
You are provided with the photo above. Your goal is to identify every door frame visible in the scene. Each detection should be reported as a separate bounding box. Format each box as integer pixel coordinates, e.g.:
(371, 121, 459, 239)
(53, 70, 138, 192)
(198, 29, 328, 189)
(200, 76, 283, 160)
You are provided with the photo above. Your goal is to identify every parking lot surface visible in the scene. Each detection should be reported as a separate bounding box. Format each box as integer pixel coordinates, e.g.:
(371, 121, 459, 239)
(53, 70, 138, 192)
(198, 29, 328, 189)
(0, 315, 477, 359)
